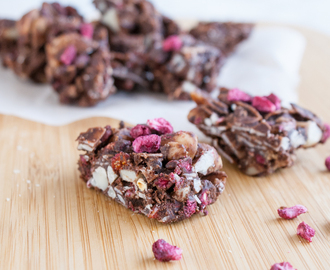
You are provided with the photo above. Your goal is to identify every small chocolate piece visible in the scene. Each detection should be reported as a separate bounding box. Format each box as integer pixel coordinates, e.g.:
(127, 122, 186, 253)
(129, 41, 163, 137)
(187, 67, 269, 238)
(45, 28, 116, 106)
(188, 88, 329, 176)
(0, 19, 19, 68)
(1, 2, 84, 83)
(77, 118, 227, 223)
(190, 22, 254, 56)
(150, 34, 223, 99)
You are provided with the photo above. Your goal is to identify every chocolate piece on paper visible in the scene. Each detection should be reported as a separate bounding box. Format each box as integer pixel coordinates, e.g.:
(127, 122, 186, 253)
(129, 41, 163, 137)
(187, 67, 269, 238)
(188, 88, 329, 176)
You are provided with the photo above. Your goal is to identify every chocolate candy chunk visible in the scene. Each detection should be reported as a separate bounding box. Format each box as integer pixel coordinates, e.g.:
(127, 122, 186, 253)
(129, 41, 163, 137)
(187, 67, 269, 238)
(0, 19, 18, 68)
(190, 22, 254, 56)
(45, 27, 116, 106)
(77, 118, 227, 223)
(188, 88, 329, 176)
(150, 34, 224, 99)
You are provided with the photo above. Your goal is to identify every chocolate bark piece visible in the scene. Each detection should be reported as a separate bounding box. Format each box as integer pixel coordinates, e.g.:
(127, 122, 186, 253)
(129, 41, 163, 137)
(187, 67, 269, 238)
(190, 22, 254, 56)
(0, 3, 84, 83)
(0, 19, 19, 68)
(150, 34, 223, 99)
(77, 118, 227, 223)
(188, 88, 329, 176)
(45, 28, 116, 106)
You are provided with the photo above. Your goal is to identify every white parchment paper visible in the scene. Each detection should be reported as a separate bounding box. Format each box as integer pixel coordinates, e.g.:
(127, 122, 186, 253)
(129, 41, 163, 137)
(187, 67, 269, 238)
(0, 26, 306, 139)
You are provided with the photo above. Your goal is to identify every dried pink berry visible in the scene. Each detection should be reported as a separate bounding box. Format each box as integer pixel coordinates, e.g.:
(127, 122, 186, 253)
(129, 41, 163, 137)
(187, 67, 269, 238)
(152, 239, 182, 262)
(270, 262, 297, 270)
(60, 45, 77, 65)
(130, 124, 152, 139)
(252, 96, 276, 113)
(199, 190, 211, 206)
(184, 200, 197, 218)
(80, 23, 94, 39)
(277, 204, 307, 219)
(325, 156, 330, 171)
(154, 173, 175, 190)
(297, 221, 315, 242)
(132, 134, 161, 153)
(255, 154, 266, 165)
(266, 93, 281, 110)
(227, 88, 252, 102)
(162, 35, 183, 52)
(147, 118, 173, 134)
(321, 123, 330, 143)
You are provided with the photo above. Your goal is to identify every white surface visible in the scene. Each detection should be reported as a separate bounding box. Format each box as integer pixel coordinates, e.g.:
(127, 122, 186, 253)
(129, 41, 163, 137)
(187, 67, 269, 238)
(0, 25, 306, 140)
(1, 0, 330, 36)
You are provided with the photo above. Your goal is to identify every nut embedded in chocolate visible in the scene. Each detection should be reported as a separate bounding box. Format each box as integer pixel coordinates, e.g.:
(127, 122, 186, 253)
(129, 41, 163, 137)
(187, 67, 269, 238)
(188, 87, 329, 176)
(77, 118, 227, 223)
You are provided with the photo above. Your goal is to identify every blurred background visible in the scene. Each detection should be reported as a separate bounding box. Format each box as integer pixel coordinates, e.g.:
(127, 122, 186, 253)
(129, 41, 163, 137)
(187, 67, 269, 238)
(1, 0, 330, 35)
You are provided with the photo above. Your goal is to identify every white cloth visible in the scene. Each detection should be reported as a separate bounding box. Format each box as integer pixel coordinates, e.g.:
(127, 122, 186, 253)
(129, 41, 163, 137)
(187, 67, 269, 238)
(0, 25, 305, 140)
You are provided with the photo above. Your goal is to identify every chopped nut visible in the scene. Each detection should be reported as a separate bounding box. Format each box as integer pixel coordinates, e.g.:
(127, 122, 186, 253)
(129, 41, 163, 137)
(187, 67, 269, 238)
(137, 178, 147, 191)
(270, 262, 296, 270)
(102, 8, 119, 32)
(152, 239, 183, 262)
(107, 166, 118, 184)
(277, 205, 307, 219)
(297, 221, 315, 242)
(91, 167, 108, 191)
(120, 170, 137, 183)
(301, 121, 323, 147)
(107, 186, 116, 199)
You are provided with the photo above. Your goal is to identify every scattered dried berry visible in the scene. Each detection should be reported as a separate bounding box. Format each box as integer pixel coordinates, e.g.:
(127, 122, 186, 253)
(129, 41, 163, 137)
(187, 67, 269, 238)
(80, 23, 94, 39)
(162, 35, 183, 52)
(297, 221, 315, 242)
(277, 204, 307, 219)
(266, 93, 281, 110)
(325, 156, 330, 171)
(270, 262, 296, 270)
(130, 124, 152, 139)
(111, 152, 131, 173)
(227, 88, 252, 102)
(184, 200, 197, 218)
(255, 154, 266, 165)
(132, 134, 161, 153)
(60, 45, 77, 65)
(321, 123, 330, 143)
(147, 118, 173, 134)
(252, 96, 276, 113)
(152, 239, 183, 262)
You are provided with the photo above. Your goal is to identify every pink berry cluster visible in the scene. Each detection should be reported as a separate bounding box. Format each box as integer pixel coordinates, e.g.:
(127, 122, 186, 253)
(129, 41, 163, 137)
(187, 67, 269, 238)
(131, 118, 173, 153)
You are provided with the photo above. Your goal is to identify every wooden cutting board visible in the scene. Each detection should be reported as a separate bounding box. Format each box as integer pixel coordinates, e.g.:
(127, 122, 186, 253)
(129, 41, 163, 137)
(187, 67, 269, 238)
(1, 25, 330, 270)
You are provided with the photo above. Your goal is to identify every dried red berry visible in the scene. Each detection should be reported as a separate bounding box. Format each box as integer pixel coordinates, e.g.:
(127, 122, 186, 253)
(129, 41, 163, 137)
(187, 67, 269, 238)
(162, 35, 182, 52)
(255, 154, 266, 165)
(227, 88, 252, 102)
(184, 200, 197, 218)
(111, 152, 131, 173)
(325, 156, 330, 171)
(154, 173, 175, 189)
(321, 123, 330, 143)
(132, 134, 161, 153)
(147, 118, 173, 134)
(60, 45, 77, 65)
(130, 124, 152, 139)
(252, 96, 276, 113)
(278, 204, 307, 219)
(297, 221, 315, 242)
(270, 262, 297, 270)
(80, 23, 94, 39)
(152, 239, 182, 262)
(266, 93, 281, 110)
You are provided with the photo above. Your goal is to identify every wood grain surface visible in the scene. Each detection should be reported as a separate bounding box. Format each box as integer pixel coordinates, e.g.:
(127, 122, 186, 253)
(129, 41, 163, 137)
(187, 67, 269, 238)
(1, 26, 330, 270)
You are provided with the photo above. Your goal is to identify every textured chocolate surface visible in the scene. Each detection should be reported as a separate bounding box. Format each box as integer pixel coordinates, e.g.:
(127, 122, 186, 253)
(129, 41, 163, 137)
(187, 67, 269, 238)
(45, 23, 116, 106)
(190, 22, 254, 56)
(77, 119, 227, 223)
(188, 88, 329, 176)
